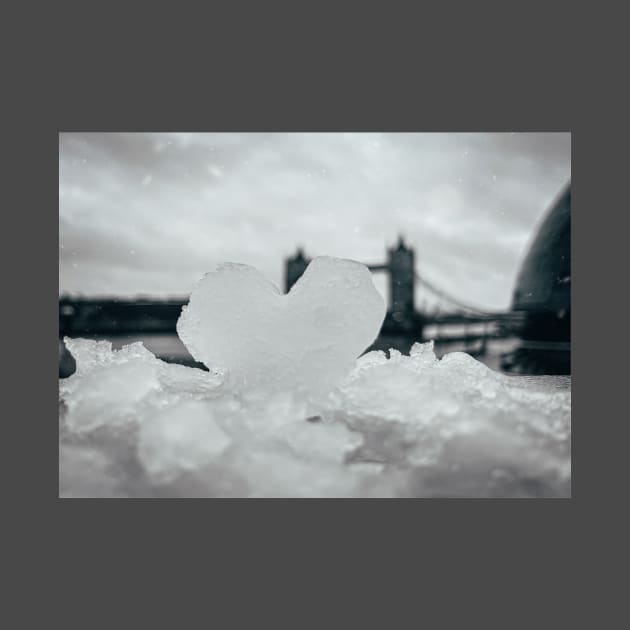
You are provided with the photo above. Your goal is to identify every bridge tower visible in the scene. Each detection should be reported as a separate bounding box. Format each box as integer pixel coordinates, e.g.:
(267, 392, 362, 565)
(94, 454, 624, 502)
(285, 247, 310, 292)
(387, 236, 415, 322)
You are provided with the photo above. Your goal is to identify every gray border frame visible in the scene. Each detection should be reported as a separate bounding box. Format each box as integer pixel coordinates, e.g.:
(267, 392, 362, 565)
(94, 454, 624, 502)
(7, 2, 620, 625)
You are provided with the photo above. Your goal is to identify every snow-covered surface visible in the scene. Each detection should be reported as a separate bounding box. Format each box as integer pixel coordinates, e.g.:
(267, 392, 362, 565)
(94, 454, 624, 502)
(59, 338, 570, 498)
(59, 257, 570, 498)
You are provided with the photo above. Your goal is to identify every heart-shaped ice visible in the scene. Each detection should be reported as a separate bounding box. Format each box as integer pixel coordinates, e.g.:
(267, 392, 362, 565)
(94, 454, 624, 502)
(177, 256, 386, 395)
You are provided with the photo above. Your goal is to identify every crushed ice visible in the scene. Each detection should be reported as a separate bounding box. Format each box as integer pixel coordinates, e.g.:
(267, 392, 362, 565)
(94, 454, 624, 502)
(59, 257, 571, 498)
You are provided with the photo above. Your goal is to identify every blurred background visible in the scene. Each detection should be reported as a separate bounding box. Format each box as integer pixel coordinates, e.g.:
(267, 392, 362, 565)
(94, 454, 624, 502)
(59, 132, 571, 377)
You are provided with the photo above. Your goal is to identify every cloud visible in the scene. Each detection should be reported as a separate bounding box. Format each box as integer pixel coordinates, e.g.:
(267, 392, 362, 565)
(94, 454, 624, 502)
(59, 132, 570, 310)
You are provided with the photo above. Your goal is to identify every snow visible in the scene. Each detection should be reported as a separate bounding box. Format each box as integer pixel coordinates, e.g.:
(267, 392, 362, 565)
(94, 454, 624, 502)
(138, 400, 232, 483)
(59, 338, 570, 498)
(59, 258, 571, 498)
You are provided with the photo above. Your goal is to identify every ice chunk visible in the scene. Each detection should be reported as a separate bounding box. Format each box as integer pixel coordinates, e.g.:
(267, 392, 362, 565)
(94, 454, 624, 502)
(137, 400, 232, 483)
(273, 419, 363, 463)
(156, 361, 224, 397)
(63, 338, 115, 375)
(59, 335, 570, 498)
(60, 338, 222, 433)
(61, 339, 161, 433)
(342, 349, 389, 383)
(221, 442, 367, 498)
(177, 257, 386, 396)
(59, 444, 127, 498)
(61, 338, 159, 394)
(409, 340, 439, 370)
(437, 351, 503, 399)
(328, 343, 571, 496)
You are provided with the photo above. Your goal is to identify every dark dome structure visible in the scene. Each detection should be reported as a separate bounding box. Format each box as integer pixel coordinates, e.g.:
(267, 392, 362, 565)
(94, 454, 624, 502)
(502, 183, 571, 374)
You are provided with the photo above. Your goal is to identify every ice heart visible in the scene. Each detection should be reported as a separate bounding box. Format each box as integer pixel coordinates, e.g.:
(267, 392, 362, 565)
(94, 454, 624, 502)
(177, 256, 386, 395)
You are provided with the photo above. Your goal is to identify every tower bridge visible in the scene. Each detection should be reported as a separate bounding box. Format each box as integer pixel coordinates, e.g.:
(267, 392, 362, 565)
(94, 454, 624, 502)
(59, 184, 570, 376)
(284, 237, 523, 356)
(59, 238, 522, 366)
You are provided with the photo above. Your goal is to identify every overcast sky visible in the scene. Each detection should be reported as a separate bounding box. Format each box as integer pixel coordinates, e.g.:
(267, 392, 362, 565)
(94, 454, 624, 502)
(59, 132, 570, 311)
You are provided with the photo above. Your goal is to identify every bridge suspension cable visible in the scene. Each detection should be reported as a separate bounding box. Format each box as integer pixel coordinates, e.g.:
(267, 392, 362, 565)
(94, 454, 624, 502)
(413, 272, 502, 316)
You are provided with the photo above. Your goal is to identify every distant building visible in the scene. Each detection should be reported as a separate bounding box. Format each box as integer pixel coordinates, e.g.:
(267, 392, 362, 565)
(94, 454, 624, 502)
(387, 236, 416, 323)
(502, 183, 571, 374)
